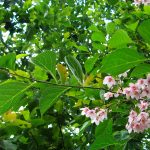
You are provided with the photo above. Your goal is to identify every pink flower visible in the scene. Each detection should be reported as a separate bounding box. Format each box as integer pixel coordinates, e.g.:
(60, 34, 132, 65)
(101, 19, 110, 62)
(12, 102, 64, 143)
(123, 88, 131, 99)
(146, 74, 150, 86)
(137, 79, 147, 89)
(141, 87, 150, 98)
(103, 76, 116, 88)
(104, 92, 113, 100)
(126, 110, 150, 133)
(138, 101, 149, 111)
(91, 109, 107, 125)
(80, 107, 89, 115)
(86, 109, 96, 120)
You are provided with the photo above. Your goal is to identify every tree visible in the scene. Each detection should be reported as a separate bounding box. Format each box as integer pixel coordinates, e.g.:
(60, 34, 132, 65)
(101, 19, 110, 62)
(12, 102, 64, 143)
(0, 0, 150, 149)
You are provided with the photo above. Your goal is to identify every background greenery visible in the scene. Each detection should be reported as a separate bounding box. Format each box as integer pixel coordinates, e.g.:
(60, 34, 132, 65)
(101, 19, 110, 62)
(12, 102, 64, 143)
(0, 0, 150, 149)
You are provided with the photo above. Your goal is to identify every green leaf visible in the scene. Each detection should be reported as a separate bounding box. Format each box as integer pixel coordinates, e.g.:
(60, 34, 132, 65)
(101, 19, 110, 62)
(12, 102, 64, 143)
(114, 130, 129, 141)
(84, 55, 99, 73)
(77, 45, 88, 52)
(16, 54, 28, 60)
(131, 63, 150, 77)
(32, 51, 57, 82)
(138, 19, 150, 44)
(108, 29, 133, 48)
(65, 55, 84, 84)
(106, 22, 116, 34)
(100, 48, 146, 75)
(91, 31, 105, 43)
(39, 84, 69, 115)
(90, 120, 116, 150)
(0, 53, 16, 70)
(0, 80, 33, 115)
(88, 25, 99, 32)
(79, 120, 91, 136)
(32, 66, 48, 81)
(125, 21, 139, 31)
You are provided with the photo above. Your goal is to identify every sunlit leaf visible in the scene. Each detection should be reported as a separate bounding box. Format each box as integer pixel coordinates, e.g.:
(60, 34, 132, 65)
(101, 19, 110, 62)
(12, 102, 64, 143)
(100, 48, 146, 75)
(138, 19, 150, 44)
(57, 64, 68, 83)
(108, 29, 133, 48)
(0, 53, 16, 70)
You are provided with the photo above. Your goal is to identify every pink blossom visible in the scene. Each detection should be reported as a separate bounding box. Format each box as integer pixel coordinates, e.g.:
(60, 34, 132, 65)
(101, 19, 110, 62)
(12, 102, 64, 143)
(81, 107, 107, 126)
(86, 109, 96, 120)
(126, 110, 150, 133)
(138, 101, 149, 111)
(123, 88, 131, 99)
(141, 87, 150, 98)
(103, 76, 116, 88)
(146, 74, 150, 86)
(134, 0, 150, 5)
(80, 107, 89, 115)
(104, 92, 113, 100)
(91, 109, 107, 125)
(137, 79, 147, 89)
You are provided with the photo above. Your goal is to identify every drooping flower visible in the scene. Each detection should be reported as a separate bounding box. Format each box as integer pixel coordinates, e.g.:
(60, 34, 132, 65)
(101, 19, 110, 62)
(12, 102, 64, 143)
(138, 101, 149, 111)
(126, 110, 150, 133)
(104, 92, 114, 100)
(103, 76, 116, 88)
(81, 107, 107, 126)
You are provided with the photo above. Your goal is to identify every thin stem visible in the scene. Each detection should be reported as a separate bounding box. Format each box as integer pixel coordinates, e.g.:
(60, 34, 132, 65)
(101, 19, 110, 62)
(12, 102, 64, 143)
(0, 68, 109, 91)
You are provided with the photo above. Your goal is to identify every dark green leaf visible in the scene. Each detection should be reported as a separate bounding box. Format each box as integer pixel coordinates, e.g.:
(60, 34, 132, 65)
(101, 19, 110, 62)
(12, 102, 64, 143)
(100, 48, 146, 75)
(32, 51, 57, 82)
(65, 55, 84, 84)
(138, 19, 150, 44)
(131, 63, 150, 77)
(90, 120, 116, 150)
(0, 53, 16, 70)
(0, 80, 32, 114)
(39, 85, 69, 115)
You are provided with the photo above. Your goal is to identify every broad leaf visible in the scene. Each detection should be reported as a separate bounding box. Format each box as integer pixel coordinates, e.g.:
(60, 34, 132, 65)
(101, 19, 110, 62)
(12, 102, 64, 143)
(0, 53, 16, 70)
(65, 55, 84, 84)
(0, 80, 32, 114)
(32, 51, 57, 82)
(108, 29, 133, 48)
(138, 19, 150, 44)
(90, 120, 116, 150)
(84, 55, 99, 73)
(106, 22, 116, 34)
(91, 31, 105, 43)
(131, 63, 150, 77)
(100, 48, 146, 75)
(39, 85, 69, 115)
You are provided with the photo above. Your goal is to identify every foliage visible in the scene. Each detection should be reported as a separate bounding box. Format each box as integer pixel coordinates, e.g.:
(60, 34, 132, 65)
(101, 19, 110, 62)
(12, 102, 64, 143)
(0, 0, 150, 149)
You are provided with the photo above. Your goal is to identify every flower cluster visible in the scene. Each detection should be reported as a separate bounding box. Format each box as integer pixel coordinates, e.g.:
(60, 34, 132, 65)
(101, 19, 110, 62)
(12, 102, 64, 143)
(122, 75, 150, 100)
(80, 107, 107, 125)
(126, 101, 150, 133)
(134, 0, 150, 5)
(103, 74, 150, 101)
(102, 73, 150, 133)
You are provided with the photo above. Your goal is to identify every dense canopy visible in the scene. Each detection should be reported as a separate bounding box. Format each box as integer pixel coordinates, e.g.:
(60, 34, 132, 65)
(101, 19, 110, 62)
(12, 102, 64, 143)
(0, 0, 150, 149)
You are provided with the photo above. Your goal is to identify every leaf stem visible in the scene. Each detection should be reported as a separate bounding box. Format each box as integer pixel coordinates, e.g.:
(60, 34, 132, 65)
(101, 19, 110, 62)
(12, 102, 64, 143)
(0, 68, 108, 91)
